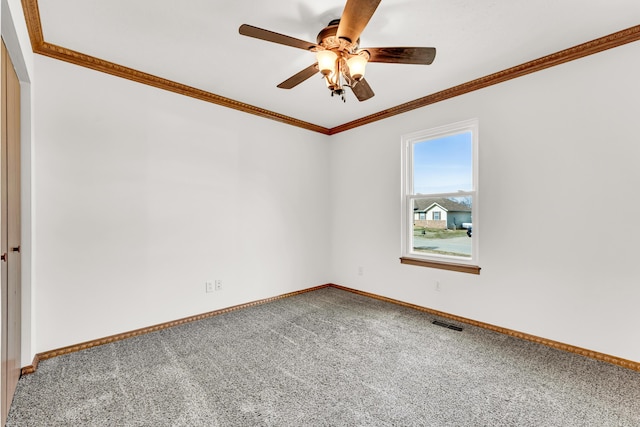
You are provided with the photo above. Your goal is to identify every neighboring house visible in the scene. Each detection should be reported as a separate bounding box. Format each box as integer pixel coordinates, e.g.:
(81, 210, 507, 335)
(413, 198, 471, 230)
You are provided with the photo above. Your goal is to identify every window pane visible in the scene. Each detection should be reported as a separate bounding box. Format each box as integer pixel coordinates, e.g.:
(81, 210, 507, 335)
(411, 196, 472, 258)
(413, 132, 472, 194)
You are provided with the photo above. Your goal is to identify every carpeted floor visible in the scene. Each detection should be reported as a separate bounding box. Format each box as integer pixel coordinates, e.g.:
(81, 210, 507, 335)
(7, 287, 640, 426)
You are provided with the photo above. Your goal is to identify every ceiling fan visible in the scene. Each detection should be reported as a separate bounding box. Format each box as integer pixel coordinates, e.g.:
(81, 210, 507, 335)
(239, 0, 436, 102)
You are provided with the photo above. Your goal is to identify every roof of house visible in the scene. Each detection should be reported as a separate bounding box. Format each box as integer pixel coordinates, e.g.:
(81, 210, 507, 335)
(414, 198, 471, 212)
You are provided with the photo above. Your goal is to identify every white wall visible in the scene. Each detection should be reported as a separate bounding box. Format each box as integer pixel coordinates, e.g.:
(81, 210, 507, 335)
(33, 55, 331, 352)
(330, 41, 640, 363)
(24, 10, 640, 364)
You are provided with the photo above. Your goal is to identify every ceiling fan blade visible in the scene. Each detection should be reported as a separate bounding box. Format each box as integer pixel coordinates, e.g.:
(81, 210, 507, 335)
(239, 24, 317, 51)
(336, 0, 382, 43)
(350, 78, 375, 102)
(365, 47, 437, 65)
(277, 64, 320, 89)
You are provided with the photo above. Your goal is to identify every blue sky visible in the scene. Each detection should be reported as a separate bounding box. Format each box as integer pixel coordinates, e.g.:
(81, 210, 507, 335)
(413, 131, 472, 194)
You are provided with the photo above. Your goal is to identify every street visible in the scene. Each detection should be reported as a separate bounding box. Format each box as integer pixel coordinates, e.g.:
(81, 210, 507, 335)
(413, 235, 472, 256)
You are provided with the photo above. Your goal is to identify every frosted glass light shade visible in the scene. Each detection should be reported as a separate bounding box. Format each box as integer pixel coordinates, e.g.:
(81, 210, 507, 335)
(316, 50, 338, 76)
(347, 54, 367, 81)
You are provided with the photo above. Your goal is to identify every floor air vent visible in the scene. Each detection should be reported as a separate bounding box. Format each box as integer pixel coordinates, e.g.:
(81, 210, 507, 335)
(432, 320, 463, 331)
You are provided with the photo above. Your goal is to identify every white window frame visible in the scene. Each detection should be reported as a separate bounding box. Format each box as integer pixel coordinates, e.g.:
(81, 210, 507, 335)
(400, 119, 479, 269)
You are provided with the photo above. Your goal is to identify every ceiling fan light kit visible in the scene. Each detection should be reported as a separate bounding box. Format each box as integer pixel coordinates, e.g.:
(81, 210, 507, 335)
(239, 0, 436, 102)
(316, 48, 369, 103)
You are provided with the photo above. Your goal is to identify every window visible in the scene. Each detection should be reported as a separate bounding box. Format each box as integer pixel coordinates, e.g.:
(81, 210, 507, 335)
(400, 119, 479, 274)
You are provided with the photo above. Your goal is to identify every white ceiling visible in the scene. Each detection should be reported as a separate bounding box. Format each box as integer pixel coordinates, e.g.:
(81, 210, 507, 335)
(37, 0, 640, 129)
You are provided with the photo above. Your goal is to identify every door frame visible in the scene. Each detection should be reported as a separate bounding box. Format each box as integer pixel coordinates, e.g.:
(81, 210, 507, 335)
(1, 6, 33, 422)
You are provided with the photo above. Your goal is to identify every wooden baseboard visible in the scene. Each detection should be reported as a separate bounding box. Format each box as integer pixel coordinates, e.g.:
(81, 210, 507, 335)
(20, 354, 39, 376)
(329, 284, 640, 372)
(21, 282, 639, 375)
(21, 284, 331, 376)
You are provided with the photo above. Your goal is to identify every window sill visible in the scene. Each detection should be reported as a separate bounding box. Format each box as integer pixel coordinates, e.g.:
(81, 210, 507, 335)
(400, 257, 481, 275)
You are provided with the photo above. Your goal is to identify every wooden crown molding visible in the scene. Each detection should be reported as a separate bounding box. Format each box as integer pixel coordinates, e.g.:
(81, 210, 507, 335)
(20, 1, 640, 135)
(19, 0, 330, 135)
(38, 41, 331, 135)
(22, 283, 639, 376)
(330, 25, 640, 134)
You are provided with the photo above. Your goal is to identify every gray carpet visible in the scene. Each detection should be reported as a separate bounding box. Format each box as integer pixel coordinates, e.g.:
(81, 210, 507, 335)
(7, 287, 640, 426)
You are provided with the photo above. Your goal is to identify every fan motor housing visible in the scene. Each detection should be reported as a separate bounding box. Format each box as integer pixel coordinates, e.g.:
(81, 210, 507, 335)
(316, 20, 359, 52)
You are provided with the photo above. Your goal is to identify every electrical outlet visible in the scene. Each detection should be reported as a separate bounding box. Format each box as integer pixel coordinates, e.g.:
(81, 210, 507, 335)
(435, 281, 441, 292)
(205, 281, 214, 293)
(358, 266, 363, 276)
(215, 280, 222, 291)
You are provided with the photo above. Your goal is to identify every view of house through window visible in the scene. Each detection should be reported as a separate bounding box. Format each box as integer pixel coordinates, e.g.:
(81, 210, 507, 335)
(401, 119, 478, 264)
